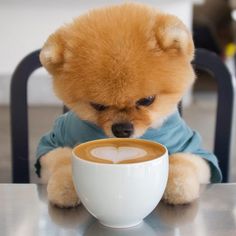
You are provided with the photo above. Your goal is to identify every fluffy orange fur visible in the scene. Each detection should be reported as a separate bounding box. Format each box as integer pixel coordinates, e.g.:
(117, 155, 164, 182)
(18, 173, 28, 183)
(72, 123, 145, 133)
(40, 3, 194, 137)
(39, 3, 210, 207)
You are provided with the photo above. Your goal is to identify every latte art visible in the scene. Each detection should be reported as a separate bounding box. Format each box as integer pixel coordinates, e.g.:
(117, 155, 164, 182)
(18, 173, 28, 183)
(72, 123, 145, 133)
(74, 138, 165, 164)
(90, 146, 147, 163)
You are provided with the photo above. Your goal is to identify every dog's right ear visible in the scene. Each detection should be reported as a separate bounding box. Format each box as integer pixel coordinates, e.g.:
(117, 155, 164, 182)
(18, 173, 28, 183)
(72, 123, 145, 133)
(39, 32, 65, 75)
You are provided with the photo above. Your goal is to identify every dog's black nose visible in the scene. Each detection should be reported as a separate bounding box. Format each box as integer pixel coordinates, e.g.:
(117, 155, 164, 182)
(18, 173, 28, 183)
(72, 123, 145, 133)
(111, 123, 134, 138)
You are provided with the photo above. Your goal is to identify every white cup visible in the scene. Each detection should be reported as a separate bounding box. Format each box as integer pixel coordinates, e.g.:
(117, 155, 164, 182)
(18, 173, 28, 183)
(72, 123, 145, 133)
(72, 138, 168, 228)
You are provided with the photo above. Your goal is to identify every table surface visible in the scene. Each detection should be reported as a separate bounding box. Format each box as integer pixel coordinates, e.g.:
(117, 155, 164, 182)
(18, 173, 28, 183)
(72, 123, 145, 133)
(0, 184, 236, 236)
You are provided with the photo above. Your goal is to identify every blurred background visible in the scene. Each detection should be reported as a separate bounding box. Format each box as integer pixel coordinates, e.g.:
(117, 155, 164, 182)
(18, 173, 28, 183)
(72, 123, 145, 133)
(0, 0, 236, 182)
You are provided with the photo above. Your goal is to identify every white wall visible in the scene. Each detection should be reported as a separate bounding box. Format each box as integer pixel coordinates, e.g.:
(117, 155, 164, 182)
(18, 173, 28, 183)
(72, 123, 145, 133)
(0, 0, 196, 105)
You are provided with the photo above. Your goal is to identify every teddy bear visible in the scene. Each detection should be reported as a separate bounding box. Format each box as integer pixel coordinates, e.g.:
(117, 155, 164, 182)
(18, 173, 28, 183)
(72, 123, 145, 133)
(35, 3, 222, 208)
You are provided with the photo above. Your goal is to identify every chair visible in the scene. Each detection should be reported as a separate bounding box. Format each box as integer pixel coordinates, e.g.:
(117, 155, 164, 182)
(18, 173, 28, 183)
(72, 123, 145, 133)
(193, 50, 235, 182)
(10, 48, 235, 183)
(10, 50, 68, 183)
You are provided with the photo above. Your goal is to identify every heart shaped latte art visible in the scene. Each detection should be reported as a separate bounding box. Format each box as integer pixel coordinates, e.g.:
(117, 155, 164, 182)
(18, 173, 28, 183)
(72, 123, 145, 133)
(90, 146, 147, 163)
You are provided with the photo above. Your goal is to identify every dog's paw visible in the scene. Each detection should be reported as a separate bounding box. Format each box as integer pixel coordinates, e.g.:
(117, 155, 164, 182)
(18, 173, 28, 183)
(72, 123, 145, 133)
(47, 166, 80, 208)
(163, 154, 200, 205)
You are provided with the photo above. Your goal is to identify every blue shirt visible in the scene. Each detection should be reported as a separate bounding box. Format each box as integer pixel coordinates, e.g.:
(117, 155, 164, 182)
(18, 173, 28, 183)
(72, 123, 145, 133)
(35, 111, 222, 182)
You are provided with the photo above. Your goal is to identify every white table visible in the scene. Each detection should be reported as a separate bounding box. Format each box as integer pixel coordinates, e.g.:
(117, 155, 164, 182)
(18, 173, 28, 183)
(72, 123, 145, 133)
(0, 183, 236, 236)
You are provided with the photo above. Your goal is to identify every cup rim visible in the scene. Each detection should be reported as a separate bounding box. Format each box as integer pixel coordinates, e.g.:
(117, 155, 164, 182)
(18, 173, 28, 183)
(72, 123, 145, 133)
(72, 138, 168, 167)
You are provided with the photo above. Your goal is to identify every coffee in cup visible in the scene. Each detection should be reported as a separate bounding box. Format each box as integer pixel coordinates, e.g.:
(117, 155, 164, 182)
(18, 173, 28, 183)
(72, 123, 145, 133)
(74, 138, 165, 164)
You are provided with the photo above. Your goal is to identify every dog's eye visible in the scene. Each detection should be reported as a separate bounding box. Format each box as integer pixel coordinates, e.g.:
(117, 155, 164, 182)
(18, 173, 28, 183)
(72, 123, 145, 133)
(90, 102, 109, 111)
(136, 96, 155, 107)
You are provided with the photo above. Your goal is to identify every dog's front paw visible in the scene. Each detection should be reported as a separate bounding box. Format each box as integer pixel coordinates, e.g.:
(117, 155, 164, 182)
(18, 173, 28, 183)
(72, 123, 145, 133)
(47, 166, 80, 208)
(163, 154, 200, 205)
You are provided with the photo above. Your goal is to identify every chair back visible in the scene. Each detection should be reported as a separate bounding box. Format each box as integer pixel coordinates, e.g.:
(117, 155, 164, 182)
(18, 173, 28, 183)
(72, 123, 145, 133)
(193, 49, 235, 182)
(11, 50, 41, 183)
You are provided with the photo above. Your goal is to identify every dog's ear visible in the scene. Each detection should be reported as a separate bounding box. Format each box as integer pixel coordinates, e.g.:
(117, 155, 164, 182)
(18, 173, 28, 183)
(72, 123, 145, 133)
(39, 31, 65, 75)
(154, 14, 194, 60)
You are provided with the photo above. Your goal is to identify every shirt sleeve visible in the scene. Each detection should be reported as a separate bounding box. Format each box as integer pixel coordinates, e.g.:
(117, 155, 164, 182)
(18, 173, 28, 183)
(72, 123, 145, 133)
(163, 113, 222, 183)
(178, 129, 222, 183)
(35, 114, 67, 177)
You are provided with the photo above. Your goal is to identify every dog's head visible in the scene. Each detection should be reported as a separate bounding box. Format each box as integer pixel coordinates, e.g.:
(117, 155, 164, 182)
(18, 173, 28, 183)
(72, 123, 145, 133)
(40, 3, 195, 138)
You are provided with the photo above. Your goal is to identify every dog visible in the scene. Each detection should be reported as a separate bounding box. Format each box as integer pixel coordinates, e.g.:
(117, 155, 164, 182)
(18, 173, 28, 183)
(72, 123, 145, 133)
(36, 3, 221, 208)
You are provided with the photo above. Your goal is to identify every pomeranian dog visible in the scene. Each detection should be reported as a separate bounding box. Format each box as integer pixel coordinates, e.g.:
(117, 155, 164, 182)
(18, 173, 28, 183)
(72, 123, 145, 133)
(36, 3, 221, 208)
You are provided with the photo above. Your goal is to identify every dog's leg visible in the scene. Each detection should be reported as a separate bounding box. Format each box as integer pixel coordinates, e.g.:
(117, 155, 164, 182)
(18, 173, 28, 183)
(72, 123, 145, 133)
(163, 153, 210, 204)
(40, 147, 80, 208)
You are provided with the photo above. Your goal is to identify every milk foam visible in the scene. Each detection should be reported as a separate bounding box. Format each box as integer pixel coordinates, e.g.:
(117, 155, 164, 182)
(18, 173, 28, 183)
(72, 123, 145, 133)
(90, 146, 147, 163)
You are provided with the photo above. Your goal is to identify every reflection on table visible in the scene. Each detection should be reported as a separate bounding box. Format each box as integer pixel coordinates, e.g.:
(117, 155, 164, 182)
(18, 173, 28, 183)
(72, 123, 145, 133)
(0, 184, 236, 236)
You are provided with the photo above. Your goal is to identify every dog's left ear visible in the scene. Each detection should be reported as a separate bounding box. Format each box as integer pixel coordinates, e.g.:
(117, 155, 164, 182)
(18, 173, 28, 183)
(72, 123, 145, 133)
(39, 30, 65, 75)
(154, 13, 194, 60)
